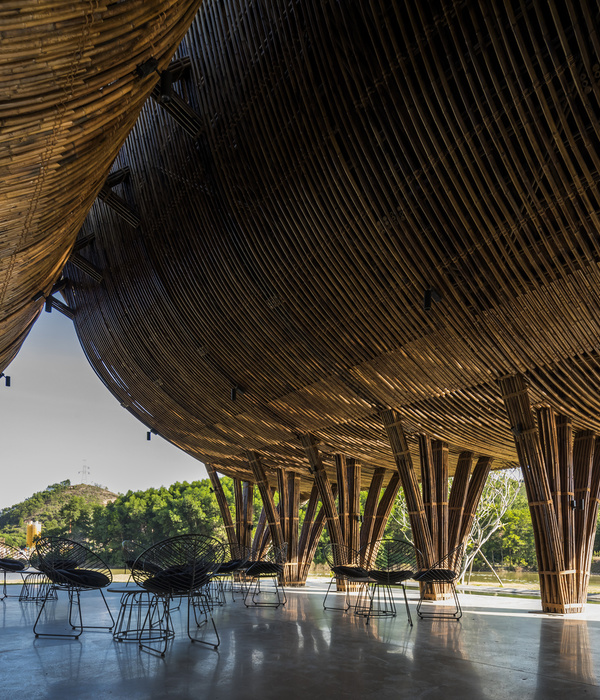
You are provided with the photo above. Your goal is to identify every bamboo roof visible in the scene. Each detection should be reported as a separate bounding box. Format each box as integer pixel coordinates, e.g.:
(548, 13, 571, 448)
(0, 0, 202, 371)
(7, 1, 600, 491)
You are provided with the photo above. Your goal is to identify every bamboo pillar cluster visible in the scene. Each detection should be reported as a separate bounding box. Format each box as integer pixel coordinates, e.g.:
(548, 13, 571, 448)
(381, 409, 493, 600)
(208, 458, 327, 585)
(247, 452, 328, 585)
(300, 434, 400, 579)
(499, 375, 600, 613)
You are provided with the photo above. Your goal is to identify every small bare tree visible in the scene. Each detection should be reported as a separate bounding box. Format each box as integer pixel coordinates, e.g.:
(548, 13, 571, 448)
(387, 466, 522, 584)
(460, 467, 521, 584)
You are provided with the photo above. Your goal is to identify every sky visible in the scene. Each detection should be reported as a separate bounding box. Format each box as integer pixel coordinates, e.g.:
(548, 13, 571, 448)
(0, 309, 207, 511)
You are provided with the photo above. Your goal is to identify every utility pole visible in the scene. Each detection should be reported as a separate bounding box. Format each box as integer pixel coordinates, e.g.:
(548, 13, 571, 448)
(78, 460, 90, 484)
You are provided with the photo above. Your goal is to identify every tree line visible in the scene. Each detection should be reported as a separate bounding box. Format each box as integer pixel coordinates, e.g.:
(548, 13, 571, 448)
(1, 471, 597, 570)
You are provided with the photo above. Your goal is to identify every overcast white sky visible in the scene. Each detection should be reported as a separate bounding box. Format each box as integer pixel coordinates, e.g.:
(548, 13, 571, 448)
(0, 309, 207, 511)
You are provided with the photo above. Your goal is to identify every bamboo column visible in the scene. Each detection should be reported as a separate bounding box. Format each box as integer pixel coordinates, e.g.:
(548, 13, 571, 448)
(381, 409, 493, 600)
(299, 433, 344, 547)
(206, 463, 237, 552)
(242, 481, 254, 550)
(277, 470, 301, 584)
(297, 482, 329, 582)
(335, 455, 349, 544)
(246, 451, 284, 553)
(234, 478, 244, 546)
(347, 458, 362, 554)
(360, 467, 385, 558)
(381, 409, 434, 567)
(361, 471, 401, 567)
(498, 374, 600, 613)
(207, 464, 255, 558)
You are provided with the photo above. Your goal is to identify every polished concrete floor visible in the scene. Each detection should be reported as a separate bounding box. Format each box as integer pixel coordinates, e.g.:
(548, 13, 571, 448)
(1, 579, 599, 699)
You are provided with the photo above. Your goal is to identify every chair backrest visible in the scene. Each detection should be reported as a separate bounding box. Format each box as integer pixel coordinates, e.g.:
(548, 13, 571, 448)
(424, 542, 466, 574)
(370, 539, 419, 574)
(34, 536, 112, 588)
(0, 543, 29, 570)
(131, 534, 225, 595)
(248, 540, 288, 565)
(228, 542, 252, 563)
(322, 543, 361, 569)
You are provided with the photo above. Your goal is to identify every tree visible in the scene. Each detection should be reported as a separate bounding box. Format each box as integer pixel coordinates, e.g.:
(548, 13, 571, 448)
(385, 466, 523, 581)
(460, 468, 521, 582)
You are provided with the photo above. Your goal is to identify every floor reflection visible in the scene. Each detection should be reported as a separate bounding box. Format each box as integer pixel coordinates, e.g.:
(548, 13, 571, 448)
(1, 581, 600, 699)
(534, 618, 596, 698)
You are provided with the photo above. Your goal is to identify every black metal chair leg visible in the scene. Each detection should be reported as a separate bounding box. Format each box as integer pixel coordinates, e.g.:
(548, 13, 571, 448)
(402, 584, 413, 626)
(34, 586, 82, 639)
(188, 595, 220, 649)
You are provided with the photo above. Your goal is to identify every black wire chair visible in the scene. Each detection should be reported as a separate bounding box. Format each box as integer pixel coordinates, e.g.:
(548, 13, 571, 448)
(33, 537, 114, 638)
(214, 543, 252, 603)
(321, 543, 371, 612)
(359, 539, 419, 626)
(19, 550, 57, 604)
(243, 543, 287, 608)
(413, 542, 466, 620)
(131, 534, 225, 656)
(0, 543, 29, 600)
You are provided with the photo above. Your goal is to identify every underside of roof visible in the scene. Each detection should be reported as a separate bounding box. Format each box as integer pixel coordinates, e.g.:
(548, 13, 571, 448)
(5, 0, 600, 492)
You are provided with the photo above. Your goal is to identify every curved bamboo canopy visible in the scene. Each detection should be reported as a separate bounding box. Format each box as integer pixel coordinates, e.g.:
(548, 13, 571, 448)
(6, 1, 600, 490)
(0, 0, 201, 370)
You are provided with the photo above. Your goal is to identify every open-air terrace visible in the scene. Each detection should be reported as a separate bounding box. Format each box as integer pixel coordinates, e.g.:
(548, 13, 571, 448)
(1, 578, 599, 700)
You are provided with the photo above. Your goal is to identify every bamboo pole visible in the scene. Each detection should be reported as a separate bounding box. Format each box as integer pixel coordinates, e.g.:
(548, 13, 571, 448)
(347, 458, 362, 553)
(206, 463, 237, 551)
(499, 375, 570, 613)
(381, 409, 434, 565)
(246, 451, 284, 553)
(299, 434, 344, 547)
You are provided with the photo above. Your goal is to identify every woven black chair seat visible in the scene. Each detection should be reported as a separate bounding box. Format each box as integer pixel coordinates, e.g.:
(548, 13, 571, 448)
(51, 568, 111, 588)
(0, 558, 26, 572)
(218, 559, 243, 574)
(332, 565, 370, 579)
(368, 569, 413, 585)
(245, 561, 282, 577)
(414, 568, 456, 583)
(142, 565, 211, 595)
(42, 558, 77, 571)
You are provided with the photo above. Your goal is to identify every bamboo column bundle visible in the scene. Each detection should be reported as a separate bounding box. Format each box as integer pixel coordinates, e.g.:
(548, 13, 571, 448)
(206, 463, 237, 551)
(246, 451, 284, 553)
(242, 482, 254, 550)
(335, 455, 349, 544)
(447, 452, 474, 552)
(499, 374, 599, 613)
(381, 409, 434, 567)
(299, 434, 344, 548)
(297, 482, 328, 583)
(359, 468, 385, 559)
(382, 410, 493, 600)
(346, 459, 362, 554)
(433, 441, 449, 564)
(234, 478, 244, 546)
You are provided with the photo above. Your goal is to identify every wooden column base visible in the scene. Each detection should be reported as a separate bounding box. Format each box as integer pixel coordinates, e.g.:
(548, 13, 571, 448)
(420, 582, 453, 601)
(542, 602, 585, 614)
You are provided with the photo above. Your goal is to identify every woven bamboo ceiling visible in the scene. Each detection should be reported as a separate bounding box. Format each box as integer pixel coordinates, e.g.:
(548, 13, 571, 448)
(5, 1, 600, 491)
(0, 0, 201, 371)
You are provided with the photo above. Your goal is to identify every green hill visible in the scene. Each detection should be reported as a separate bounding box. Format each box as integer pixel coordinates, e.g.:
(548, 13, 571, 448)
(0, 480, 118, 545)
